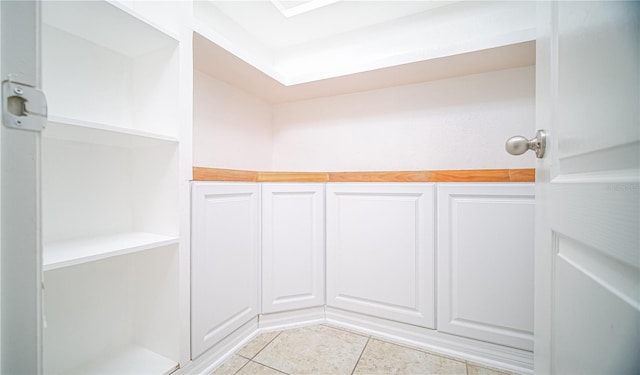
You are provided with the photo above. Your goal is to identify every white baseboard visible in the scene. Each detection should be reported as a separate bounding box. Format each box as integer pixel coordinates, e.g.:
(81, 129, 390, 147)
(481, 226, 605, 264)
(177, 307, 532, 375)
(176, 307, 325, 375)
(325, 307, 533, 374)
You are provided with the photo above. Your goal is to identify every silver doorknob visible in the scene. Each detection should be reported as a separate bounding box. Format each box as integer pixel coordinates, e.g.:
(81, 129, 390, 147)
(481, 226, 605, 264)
(505, 130, 547, 158)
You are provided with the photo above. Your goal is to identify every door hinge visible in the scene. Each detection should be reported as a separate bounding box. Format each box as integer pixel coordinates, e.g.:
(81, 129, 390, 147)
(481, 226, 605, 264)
(2, 80, 47, 132)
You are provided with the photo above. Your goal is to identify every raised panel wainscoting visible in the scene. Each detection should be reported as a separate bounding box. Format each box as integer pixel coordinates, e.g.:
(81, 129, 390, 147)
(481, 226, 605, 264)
(262, 184, 325, 314)
(437, 183, 535, 351)
(326, 183, 436, 329)
(188, 179, 534, 374)
(191, 183, 260, 359)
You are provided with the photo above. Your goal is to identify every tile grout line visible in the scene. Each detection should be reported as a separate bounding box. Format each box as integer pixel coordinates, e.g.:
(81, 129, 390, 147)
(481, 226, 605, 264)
(238, 330, 283, 361)
(231, 357, 251, 375)
(248, 331, 291, 374)
(232, 358, 289, 375)
(320, 323, 369, 340)
(233, 331, 283, 374)
(252, 360, 290, 375)
(251, 331, 283, 360)
(349, 336, 371, 375)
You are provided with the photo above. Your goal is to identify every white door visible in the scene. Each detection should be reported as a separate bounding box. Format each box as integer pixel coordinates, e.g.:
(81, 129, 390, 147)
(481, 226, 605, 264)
(535, 2, 639, 374)
(1, 1, 44, 373)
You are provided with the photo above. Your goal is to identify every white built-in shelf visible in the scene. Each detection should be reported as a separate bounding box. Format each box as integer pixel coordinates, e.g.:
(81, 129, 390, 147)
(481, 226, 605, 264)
(42, 0, 177, 58)
(44, 116, 178, 148)
(69, 345, 178, 375)
(44, 232, 179, 271)
(42, 1, 180, 138)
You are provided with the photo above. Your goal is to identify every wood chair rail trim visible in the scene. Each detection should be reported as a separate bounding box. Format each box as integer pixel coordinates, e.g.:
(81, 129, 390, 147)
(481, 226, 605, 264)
(193, 167, 535, 183)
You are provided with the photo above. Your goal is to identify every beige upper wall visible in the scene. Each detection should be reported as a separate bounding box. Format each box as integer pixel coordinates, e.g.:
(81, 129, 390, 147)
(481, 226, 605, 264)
(193, 69, 273, 171)
(271, 66, 535, 171)
(193, 66, 535, 172)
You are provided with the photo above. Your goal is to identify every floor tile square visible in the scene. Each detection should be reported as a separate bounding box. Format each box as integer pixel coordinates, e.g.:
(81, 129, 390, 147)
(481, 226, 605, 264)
(237, 361, 287, 375)
(238, 331, 281, 359)
(353, 338, 467, 375)
(210, 355, 249, 375)
(253, 325, 369, 374)
(467, 363, 512, 375)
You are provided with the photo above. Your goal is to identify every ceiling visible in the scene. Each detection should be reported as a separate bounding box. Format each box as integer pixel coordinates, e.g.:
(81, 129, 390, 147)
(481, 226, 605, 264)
(193, 1, 536, 103)
(210, 1, 456, 50)
(269, 0, 342, 18)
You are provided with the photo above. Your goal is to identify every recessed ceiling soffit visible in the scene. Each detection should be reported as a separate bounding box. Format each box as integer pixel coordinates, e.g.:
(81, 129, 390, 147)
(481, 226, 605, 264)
(270, 0, 342, 18)
(197, 1, 536, 86)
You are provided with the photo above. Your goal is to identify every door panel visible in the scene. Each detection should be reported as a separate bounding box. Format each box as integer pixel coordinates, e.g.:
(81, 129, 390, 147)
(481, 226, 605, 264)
(262, 183, 324, 313)
(555, 2, 639, 166)
(555, 240, 639, 374)
(191, 183, 259, 359)
(326, 183, 435, 328)
(437, 183, 534, 351)
(535, 2, 640, 373)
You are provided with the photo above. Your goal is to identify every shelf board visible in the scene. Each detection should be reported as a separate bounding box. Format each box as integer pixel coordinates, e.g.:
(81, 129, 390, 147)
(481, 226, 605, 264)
(44, 116, 178, 148)
(70, 345, 178, 375)
(44, 232, 179, 271)
(42, 0, 177, 58)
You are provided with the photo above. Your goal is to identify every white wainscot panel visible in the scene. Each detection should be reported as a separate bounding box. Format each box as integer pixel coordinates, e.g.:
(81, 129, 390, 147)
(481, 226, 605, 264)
(262, 184, 325, 313)
(326, 183, 435, 328)
(437, 183, 534, 351)
(191, 183, 259, 358)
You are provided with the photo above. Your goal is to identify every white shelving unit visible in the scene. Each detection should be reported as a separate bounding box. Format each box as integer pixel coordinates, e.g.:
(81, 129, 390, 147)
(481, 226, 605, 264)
(46, 115, 179, 146)
(44, 246, 179, 375)
(42, 1, 179, 138)
(43, 232, 179, 271)
(40, 1, 182, 374)
(69, 345, 179, 375)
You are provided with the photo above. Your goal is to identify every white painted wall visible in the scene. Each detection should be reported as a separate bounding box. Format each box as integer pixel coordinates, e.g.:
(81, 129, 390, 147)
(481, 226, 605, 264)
(193, 69, 273, 170)
(272, 66, 535, 171)
(193, 66, 535, 172)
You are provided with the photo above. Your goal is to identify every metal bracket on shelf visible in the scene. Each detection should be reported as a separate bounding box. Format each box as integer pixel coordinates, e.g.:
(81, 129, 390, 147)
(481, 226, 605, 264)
(2, 80, 47, 132)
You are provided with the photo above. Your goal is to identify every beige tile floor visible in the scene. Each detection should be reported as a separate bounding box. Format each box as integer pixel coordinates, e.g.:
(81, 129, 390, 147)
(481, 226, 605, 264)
(211, 324, 519, 375)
